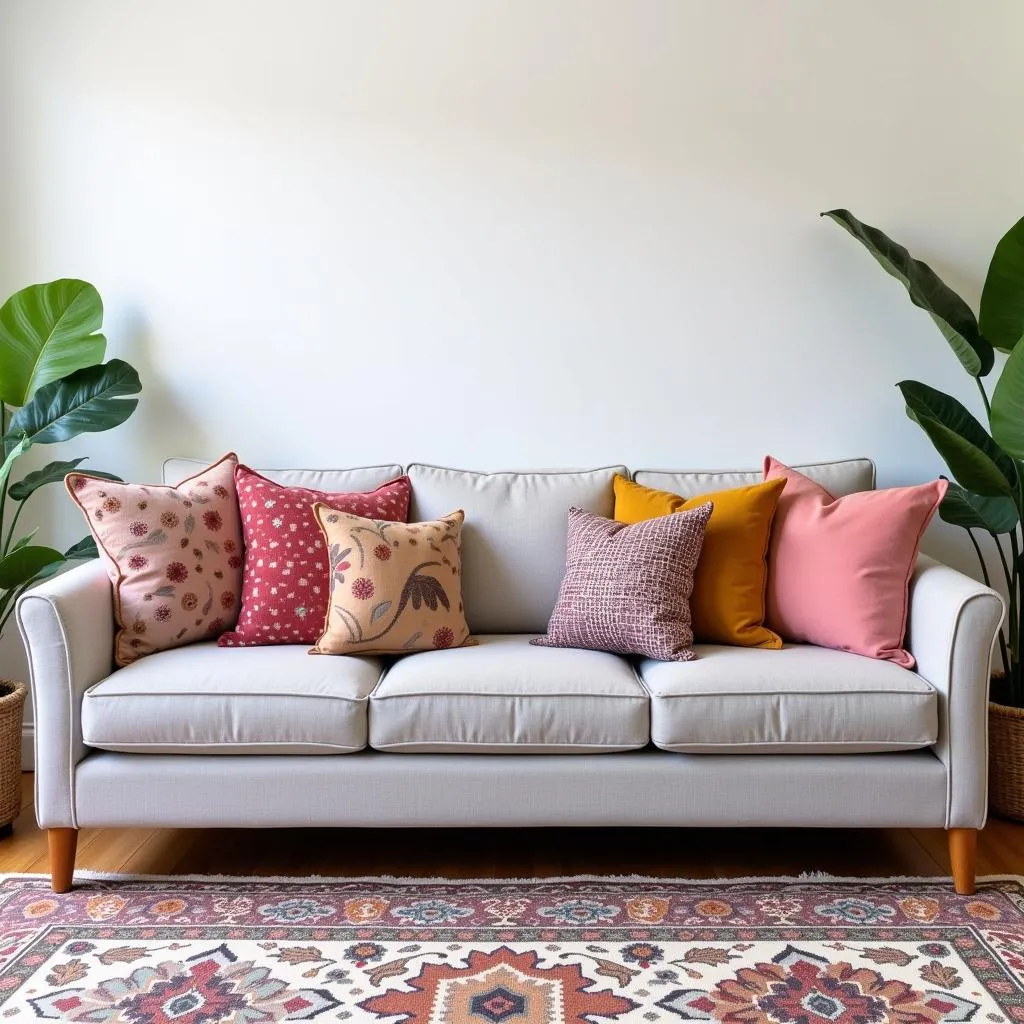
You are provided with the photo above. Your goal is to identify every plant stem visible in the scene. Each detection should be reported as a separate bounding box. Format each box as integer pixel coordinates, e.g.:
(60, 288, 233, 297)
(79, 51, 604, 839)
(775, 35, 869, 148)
(968, 528, 995, 588)
(993, 531, 1017, 665)
(1012, 529, 1023, 705)
(0, 580, 31, 637)
(1016, 464, 1024, 707)
(976, 376, 992, 418)
(0, 403, 7, 558)
(969, 529, 1010, 677)
(1, 499, 25, 558)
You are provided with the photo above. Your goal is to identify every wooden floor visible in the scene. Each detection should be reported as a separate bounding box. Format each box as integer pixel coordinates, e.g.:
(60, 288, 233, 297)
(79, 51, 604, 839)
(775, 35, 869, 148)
(2, 775, 1022, 881)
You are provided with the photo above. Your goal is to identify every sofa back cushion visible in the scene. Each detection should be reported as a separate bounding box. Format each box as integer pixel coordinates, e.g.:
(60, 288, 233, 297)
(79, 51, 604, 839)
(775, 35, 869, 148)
(163, 460, 405, 494)
(407, 464, 625, 633)
(633, 458, 875, 498)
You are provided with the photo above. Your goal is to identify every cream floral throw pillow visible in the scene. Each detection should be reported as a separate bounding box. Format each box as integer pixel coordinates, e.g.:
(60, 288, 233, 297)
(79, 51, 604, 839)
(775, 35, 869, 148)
(66, 453, 244, 666)
(311, 504, 473, 655)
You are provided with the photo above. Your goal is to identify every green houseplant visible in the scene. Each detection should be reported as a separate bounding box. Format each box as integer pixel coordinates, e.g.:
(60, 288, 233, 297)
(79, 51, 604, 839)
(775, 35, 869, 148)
(824, 209, 1024, 818)
(0, 279, 140, 832)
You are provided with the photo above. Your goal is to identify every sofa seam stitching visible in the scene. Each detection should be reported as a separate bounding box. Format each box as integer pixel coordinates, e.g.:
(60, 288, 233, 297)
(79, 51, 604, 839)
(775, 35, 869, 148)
(371, 691, 649, 700)
(646, 689, 934, 698)
(89, 742, 364, 751)
(369, 741, 647, 749)
(939, 590, 1002, 829)
(17, 593, 79, 829)
(85, 690, 371, 702)
(405, 463, 628, 479)
(652, 740, 934, 748)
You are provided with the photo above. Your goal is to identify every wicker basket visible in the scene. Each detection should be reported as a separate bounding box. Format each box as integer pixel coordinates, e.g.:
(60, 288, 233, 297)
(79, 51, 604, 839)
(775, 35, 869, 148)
(989, 701, 1024, 822)
(0, 680, 27, 831)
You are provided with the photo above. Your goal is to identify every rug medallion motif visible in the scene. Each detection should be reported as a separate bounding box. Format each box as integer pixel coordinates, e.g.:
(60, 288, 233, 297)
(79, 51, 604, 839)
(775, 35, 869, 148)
(1, 876, 1022, 1022)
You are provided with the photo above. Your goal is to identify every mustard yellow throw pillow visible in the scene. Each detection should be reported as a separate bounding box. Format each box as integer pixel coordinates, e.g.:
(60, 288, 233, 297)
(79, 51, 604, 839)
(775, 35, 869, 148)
(311, 505, 473, 655)
(613, 475, 785, 649)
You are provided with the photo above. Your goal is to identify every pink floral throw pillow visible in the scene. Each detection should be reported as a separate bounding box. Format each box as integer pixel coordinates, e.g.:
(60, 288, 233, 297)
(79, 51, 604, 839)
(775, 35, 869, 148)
(532, 503, 713, 661)
(66, 453, 244, 666)
(764, 455, 947, 667)
(218, 465, 412, 647)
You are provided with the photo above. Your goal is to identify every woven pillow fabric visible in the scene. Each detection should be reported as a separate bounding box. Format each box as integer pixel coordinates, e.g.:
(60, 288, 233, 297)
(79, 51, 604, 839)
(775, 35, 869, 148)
(218, 465, 411, 647)
(613, 474, 785, 648)
(532, 503, 712, 661)
(764, 455, 947, 667)
(66, 453, 244, 666)
(311, 506, 473, 656)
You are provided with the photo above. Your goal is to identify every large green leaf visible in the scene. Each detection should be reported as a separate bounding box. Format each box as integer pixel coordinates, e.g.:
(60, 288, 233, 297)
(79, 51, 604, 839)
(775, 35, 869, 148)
(22, 563, 63, 588)
(940, 480, 1020, 533)
(8, 457, 86, 499)
(0, 436, 28, 491)
(8, 529, 39, 555)
(991, 339, 1024, 459)
(63, 535, 98, 560)
(897, 379, 1016, 487)
(823, 209, 994, 377)
(8, 458, 120, 501)
(4, 358, 140, 452)
(980, 216, 1024, 354)
(20, 537, 95, 588)
(910, 410, 1015, 496)
(0, 545, 64, 590)
(0, 280, 106, 407)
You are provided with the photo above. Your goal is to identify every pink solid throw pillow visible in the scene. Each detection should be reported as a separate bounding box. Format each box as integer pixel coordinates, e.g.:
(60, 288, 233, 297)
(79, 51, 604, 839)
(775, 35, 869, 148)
(763, 456, 946, 667)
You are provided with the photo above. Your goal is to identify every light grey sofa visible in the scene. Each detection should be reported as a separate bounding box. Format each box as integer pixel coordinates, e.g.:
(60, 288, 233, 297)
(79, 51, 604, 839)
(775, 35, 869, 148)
(17, 458, 1004, 894)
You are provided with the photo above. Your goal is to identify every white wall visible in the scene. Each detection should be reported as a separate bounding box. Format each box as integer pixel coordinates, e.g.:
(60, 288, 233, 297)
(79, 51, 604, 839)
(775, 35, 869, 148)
(1, 0, 1023, 690)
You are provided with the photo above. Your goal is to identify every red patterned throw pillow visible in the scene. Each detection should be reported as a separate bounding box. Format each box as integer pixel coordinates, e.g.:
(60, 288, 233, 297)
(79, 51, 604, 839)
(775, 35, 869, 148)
(532, 503, 713, 661)
(218, 465, 412, 646)
(66, 453, 245, 666)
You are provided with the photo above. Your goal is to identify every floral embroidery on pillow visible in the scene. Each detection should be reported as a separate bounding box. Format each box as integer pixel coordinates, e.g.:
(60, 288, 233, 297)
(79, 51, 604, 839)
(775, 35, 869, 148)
(218, 467, 411, 647)
(312, 507, 472, 656)
(66, 453, 244, 665)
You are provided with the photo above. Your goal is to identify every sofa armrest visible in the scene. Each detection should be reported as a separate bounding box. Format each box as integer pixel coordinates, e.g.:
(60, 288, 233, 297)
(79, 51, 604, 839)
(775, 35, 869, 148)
(906, 554, 1004, 829)
(16, 559, 114, 828)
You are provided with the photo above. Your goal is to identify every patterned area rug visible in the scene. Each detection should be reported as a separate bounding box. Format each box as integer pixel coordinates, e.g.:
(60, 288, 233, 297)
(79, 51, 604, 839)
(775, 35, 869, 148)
(1, 873, 1024, 1022)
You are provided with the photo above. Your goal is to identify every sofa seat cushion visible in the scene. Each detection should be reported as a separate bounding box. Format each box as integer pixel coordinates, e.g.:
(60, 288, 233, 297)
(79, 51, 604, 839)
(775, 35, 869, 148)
(640, 644, 937, 754)
(82, 643, 382, 754)
(369, 634, 649, 752)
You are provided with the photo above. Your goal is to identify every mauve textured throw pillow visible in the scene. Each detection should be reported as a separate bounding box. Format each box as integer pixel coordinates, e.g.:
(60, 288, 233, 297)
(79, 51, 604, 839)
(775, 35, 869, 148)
(532, 503, 713, 661)
(218, 465, 411, 647)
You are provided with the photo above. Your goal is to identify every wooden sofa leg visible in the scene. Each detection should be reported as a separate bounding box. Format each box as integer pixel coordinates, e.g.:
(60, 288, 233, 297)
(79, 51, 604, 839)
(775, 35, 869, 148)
(49, 828, 78, 894)
(948, 828, 978, 895)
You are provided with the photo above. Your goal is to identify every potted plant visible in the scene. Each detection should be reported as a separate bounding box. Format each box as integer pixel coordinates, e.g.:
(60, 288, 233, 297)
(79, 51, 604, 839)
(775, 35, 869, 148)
(824, 209, 1024, 819)
(0, 681, 27, 836)
(0, 279, 141, 834)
